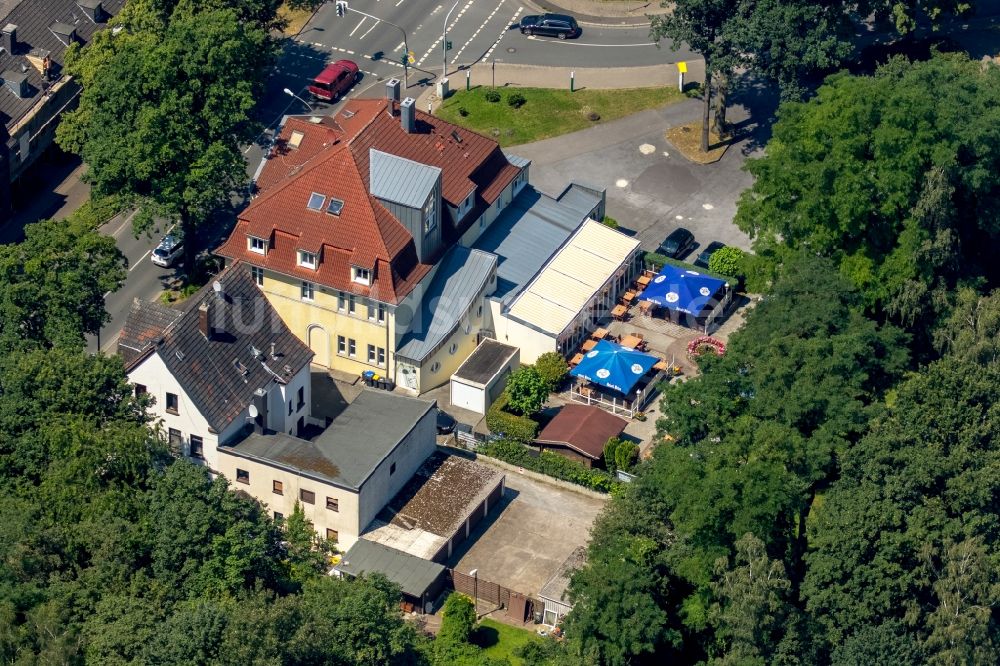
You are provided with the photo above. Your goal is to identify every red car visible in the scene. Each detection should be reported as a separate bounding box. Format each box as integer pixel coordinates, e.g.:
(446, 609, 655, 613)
(307, 59, 360, 102)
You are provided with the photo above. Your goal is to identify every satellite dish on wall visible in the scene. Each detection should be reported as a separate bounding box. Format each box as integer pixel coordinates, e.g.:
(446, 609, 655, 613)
(248, 404, 259, 419)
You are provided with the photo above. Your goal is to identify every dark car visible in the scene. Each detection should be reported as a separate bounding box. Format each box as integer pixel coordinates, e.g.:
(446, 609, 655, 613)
(519, 14, 580, 39)
(694, 241, 726, 269)
(436, 410, 457, 435)
(307, 59, 360, 102)
(658, 227, 696, 259)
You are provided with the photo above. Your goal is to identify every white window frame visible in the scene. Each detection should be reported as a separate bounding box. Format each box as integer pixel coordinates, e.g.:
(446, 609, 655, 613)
(300, 281, 315, 301)
(250, 266, 264, 286)
(338, 292, 347, 311)
(337, 335, 346, 355)
(248, 236, 267, 254)
(424, 197, 436, 233)
(377, 304, 386, 323)
(348, 295, 356, 314)
(352, 265, 371, 285)
(297, 250, 317, 269)
(348, 338, 356, 357)
(377, 347, 386, 366)
(367, 344, 376, 364)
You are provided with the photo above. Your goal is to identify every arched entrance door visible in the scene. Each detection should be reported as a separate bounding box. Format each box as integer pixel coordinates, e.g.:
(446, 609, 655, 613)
(307, 325, 330, 367)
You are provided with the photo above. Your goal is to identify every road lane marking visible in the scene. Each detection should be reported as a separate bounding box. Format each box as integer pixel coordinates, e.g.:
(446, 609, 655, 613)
(110, 208, 140, 238)
(484, 7, 522, 61)
(359, 20, 380, 40)
(415, 1, 470, 66)
(451, 0, 509, 64)
(349, 17, 367, 37)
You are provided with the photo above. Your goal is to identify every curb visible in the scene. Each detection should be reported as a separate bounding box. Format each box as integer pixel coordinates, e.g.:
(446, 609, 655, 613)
(519, 0, 655, 28)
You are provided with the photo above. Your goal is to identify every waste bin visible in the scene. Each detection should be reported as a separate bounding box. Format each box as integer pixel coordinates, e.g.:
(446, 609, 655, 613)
(361, 370, 375, 387)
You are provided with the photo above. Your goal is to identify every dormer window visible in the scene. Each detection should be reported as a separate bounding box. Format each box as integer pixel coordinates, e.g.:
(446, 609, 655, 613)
(288, 130, 304, 148)
(298, 250, 317, 269)
(248, 236, 267, 254)
(307, 192, 326, 211)
(352, 266, 371, 285)
(424, 197, 436, 234)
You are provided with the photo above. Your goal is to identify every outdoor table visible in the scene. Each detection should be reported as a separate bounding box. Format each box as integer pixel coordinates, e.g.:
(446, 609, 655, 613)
(637, 275, 651, 287)
(653, 360, 668, 371)
(582, 339, 598, 352)
(639, 300, 656, 316)
(611, 304, 628, 320)
(622, 290, 637, 304)
(620, 334, 642, 349)
(570, 353, 584, 366)
(592, 327, 608, 340)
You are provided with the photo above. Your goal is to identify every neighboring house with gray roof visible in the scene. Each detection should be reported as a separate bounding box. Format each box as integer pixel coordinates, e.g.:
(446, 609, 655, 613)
(335, 539, 446, 611)
(217, 390, 438, 551)
(119, 262, 314, 472)
(0, 0, 126, 223)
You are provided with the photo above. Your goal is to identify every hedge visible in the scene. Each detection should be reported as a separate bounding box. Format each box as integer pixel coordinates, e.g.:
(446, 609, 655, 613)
(643, 252, 732, 283)
(479, 439, 621, 494)
(485, 391, 538, 443)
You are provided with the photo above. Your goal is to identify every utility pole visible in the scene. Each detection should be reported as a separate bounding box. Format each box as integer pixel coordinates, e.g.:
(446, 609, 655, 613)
(442, 0, 460, 81)
(334, 2, 411, 89)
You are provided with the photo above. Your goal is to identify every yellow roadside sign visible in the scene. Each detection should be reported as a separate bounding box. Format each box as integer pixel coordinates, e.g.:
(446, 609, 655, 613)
(407, 51, 415, 64)
(677, 61, 687, 73)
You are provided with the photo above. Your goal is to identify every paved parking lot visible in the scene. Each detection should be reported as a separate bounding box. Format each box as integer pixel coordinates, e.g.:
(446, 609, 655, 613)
(448, 463, 606, 599)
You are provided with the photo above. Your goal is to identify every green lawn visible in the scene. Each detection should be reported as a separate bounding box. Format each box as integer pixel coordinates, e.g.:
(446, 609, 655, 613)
(436, 86, 683, 147)
(470, 618, 547, 665)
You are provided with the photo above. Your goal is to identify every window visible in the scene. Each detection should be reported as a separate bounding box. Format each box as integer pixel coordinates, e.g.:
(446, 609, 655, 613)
(165, 392, 178, 414)
(326, 198, 345, 216)
(377, 347, 386, 366)
(495, 199, 501, 210)
(288, 400, 293, 416)
(250, 266, 264, 286)
(274, 511, 284, 522)
(367, 300, 376, 320)
(424, 197, 436, 233)
(477, 305, 483, 318)
(297, 250, 317, 269)
(326, 497, 339, 512)
(326, 528, 339, 542)
(352, 266, 371, 285)
(236, 468, 250, 484)
(288, 130, 304, 148)
(367, 344, 376, 364)
(338, 291, 347, 311)
(348, 339, 356, 357)
(300, 489, 315, 504)
(190, 435, 204, 459)
(134, 384, 147, 398)
(449, 342, 458, 355)
(168, 428, 182, 454)
(337, 335, 346, 355)
(348, 295, 356, 314)
(249, 236, 267, 254)
(377, 303, 386, 323)
(301, 281, 315, 301)
(307, 192, 326, 210)
(390, 462, 397, 475)
(297, 387, 305, 410)
(430, 361, 440, 373)
(273, 480, 283, 495)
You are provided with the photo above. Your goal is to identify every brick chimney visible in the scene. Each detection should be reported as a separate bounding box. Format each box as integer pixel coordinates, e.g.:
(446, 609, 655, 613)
(198, 301, 212, 340)
(2, 24, 15, 54)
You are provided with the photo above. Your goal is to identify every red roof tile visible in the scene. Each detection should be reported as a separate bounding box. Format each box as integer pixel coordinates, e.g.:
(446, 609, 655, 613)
(255, 116, 343, 192)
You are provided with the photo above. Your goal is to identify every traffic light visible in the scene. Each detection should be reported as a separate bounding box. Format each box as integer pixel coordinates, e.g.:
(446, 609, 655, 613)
(445, 40, 452, 51)
(335, 1, 347, 17)
(400, 52, 408, 66)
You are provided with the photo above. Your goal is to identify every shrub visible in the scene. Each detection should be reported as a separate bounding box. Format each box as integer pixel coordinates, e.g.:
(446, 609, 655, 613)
(603, 437, 638, 473)
(507, 92, 526, 108)
(484, 89, 501, 103)
(708, 246, 745, 280)
(741, 252, 778, 293)
(505, 366, 548, 415)
(457, 107, 469, 117)
(643, 251, 730, 282)
(533, 352, 569, 392)
(479, 439, 622, 493)
(440, 593, 476, 643)
(485, 392, 538, 443)
(601, 215, 619, 229)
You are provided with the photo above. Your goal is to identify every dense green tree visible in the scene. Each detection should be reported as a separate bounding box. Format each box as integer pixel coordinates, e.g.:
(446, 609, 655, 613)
(58, 3, 275, 270)
(706, 246, 744, 280)
(830, 621, 924, 666)
(735, 54, 1000, 326)
(504, 366, 549, 415)
(283, 501, 336, 586)
(533, 352, 570, 392)
(0, 216, 125, 351)
(435, 593, 480, 665)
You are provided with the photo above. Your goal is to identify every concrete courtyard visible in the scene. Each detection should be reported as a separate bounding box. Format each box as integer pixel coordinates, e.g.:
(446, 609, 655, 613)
(448, 465, 606, 600)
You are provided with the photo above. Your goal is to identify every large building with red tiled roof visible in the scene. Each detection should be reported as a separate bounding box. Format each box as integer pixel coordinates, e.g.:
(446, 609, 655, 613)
(216, 85, 528, 393)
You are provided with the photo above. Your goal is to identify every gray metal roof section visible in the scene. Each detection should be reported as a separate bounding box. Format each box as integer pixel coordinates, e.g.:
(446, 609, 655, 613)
(396, 245, 496, 363)
(452, 339, 518, 387)
(472, 186, 589, 305)
(337, 539, 445, 598)
(556, 183, 604, 219)
(369, 148, 441, 209)
(503, 152, 531, 168)
(222, 390, 436, 491)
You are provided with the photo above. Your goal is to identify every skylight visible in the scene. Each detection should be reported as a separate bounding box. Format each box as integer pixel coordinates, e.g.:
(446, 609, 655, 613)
(326, 198, 345, 216)
(288, 131, 304, 148)
(307, 192, 326, 210)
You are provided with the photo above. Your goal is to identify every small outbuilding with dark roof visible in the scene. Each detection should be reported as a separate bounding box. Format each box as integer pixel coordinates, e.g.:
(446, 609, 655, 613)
(334, 539, 446, 613)
(535, 404, 629, 468)
(449, 339, 519, 415)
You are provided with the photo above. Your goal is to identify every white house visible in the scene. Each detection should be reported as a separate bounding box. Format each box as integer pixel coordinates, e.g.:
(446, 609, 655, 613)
(119, 262, 314, 471)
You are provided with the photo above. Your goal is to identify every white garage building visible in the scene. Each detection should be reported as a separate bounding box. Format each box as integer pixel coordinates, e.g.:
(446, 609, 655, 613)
(449, 339, 519, 415)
